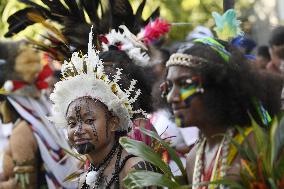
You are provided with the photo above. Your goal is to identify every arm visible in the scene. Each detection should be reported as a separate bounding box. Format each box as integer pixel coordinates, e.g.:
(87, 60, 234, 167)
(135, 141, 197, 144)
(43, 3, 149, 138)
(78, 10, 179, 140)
(5, 120, 38, 189)
(122, 156, 161, 189)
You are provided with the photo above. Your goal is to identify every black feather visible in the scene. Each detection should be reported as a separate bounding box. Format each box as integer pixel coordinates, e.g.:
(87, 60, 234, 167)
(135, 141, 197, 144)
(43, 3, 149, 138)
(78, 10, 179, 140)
(109, 0, 134, 31)
(18, 0, 62, 22)
(81, 0, 100, 24)
(40, 0, 69, 17)
(63, 0, 85, 22)
(145, 7, 160, 24)
(135, 0, 146, 19)
(5, 8, 39, 37)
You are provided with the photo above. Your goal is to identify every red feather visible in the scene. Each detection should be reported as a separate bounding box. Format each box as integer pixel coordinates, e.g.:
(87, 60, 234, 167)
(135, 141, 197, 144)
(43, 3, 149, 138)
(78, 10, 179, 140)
(143, 18, 170, 44)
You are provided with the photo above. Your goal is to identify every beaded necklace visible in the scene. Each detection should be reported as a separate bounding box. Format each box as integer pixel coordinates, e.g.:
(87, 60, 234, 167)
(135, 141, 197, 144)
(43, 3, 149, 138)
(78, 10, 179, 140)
(81, 142, 135, 189)
(192, 130, 233, 189)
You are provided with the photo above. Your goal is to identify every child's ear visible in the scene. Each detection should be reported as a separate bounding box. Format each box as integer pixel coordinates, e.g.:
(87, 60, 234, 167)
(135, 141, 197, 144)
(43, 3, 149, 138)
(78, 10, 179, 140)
(110, 116, 120, 132)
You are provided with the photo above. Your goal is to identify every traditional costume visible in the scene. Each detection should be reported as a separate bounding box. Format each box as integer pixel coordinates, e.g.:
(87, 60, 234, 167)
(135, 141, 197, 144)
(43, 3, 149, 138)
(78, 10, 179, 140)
(49, 27, 159, 189)
(0, 41, 78, 189)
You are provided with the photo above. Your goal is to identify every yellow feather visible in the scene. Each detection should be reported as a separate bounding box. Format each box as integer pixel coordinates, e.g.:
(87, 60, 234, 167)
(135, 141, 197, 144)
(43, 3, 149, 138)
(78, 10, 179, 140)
(27, 12, 66, 42)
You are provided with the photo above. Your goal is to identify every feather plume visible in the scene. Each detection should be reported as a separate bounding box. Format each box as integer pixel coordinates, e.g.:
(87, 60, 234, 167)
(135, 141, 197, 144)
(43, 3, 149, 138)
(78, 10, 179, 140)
(212, 9, 243, 41)
(141, 18, 170, 44)
(27, 12, 66, 41)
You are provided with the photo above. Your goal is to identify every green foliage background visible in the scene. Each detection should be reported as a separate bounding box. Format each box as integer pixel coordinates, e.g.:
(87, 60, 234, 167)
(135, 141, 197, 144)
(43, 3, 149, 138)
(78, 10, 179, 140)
(0, 0, 255, 41)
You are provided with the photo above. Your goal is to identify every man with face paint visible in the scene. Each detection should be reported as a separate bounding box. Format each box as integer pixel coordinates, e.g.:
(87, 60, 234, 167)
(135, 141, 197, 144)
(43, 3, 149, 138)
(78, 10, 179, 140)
(50, 31, 159, 189)
(162, 37, 281, 188)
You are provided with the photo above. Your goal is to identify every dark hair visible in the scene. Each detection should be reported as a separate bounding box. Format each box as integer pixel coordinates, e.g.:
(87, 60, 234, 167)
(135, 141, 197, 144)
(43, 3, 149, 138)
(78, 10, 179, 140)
(181, 42, 281, 127)
(257, 46, 271, 61)
(99, 50, 154, 116)
(269, 26, 284, 46)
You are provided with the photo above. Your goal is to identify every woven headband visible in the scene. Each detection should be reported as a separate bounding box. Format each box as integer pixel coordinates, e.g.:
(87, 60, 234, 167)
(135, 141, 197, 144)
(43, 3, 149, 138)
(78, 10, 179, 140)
(166, 53, 209, 68)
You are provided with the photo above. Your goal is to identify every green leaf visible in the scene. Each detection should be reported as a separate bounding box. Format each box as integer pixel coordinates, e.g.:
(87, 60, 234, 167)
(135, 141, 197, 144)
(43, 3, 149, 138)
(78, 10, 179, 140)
(207, 179, 245, 189)
(61, 147, 85, 162)
(139, 127, 187, 177)
(268, 177, 278, 189)
(183, 179, 245, 189)
(119, 137, 173, 177)
(63, 170, 83, 182)
(271, 116, 284, 163)
(250, 115, 268, 154)
(175, 185, 191, 189)
(273, 154, 284, 179)
(250, 116, 271, 174)
(226, 128, 256, 162)
(123, 171, 179, 189)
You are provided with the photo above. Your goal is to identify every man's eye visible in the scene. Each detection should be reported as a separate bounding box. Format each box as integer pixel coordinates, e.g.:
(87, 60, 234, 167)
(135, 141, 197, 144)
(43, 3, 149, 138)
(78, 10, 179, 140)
(85, 119, 94, 125)
(180, 78, 194, 89)
(180, 81, 190, 88)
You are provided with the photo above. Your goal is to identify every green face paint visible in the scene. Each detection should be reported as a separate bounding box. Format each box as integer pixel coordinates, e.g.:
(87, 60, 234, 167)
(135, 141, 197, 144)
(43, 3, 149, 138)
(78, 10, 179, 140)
(180, 84, 198, 104)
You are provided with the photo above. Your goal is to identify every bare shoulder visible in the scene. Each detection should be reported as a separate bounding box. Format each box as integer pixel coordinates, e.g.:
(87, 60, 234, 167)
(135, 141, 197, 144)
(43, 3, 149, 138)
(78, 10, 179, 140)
(123, 156, 143, 171)
(120, 155, 161, 189)
(121, 154, 160, 178)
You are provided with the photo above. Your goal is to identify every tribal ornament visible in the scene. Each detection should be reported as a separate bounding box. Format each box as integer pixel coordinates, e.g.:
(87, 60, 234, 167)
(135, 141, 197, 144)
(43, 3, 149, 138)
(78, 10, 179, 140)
(212, 9, 243, 41)
(166, 53, 208, 68)
(102, 25, 150, 66)
(101, 18, 170, 67)
(50, 27, 146, 131)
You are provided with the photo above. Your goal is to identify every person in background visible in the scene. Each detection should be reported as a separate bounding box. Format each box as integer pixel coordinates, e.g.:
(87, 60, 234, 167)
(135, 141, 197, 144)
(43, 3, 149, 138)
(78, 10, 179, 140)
(0, 41, 78, 189)
(255, 46, 271, 69)
(267, 26, 284, 74)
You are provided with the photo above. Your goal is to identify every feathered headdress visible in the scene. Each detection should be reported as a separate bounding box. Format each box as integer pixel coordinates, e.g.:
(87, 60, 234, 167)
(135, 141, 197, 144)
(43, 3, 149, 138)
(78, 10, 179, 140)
(50, 27, 146, 131)
(212, 9, 243, 41)
(4, 0, 160, 62)
(101, 18, 170, 66)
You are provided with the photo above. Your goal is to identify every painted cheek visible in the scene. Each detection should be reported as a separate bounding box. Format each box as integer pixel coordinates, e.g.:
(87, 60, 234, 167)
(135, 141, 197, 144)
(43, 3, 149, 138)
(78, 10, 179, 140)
(174, 85, 199, 128)
(89, 123, 99, 141)
(180, 85, 198, 106)
(67, 128, 76, 144)
(166, 87, 179, 103)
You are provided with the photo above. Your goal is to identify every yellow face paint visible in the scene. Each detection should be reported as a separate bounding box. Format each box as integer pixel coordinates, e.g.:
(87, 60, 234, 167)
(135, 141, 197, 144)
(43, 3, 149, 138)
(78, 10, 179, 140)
(180, 85, 198, 101)
(180, 85, 198, 105)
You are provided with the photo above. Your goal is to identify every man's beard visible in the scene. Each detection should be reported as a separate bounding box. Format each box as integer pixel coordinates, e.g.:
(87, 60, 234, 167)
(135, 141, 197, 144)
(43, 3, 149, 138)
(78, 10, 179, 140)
(75, 142, 95, 154)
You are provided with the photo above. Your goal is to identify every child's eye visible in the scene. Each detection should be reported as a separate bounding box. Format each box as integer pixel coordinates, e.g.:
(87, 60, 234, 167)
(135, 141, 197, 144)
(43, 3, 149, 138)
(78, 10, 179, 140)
(85, 119, 94, 125)
(68, 121, 76, 128)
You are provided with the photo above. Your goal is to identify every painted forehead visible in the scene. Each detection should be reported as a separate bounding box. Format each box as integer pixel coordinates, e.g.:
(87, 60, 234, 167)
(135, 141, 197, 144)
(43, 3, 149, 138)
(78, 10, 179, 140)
(166, 66, 195, 81)
(66, 97, 107, 116)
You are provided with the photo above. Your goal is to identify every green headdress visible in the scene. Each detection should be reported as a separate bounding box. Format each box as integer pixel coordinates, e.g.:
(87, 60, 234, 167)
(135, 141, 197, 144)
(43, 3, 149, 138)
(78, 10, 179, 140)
(212, 9, 243, 41)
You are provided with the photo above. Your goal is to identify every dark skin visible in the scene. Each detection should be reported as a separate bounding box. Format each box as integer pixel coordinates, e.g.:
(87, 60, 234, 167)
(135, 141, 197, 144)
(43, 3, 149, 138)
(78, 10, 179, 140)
(166, 66, 241, 183)
(66, 97, 157, 188)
